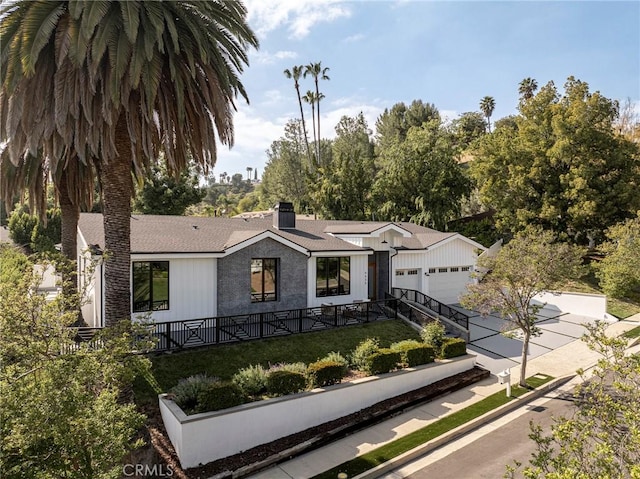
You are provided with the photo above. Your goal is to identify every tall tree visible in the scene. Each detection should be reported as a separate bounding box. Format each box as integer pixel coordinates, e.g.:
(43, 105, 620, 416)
(302, 90, 319, 164)
(0, 1, 258, 325)
(374, 100, 441, 156)
(472, 78, 640, 245)
(450, 111, 488, 149)
(284, 65, 312, 162)
(461, 228, 585, 387)
(304, 62, 330, 162)
(372, 120, 470, 229)
(518, 77, 538, 101)
(479, 96, 496, 132)
(133, 163, 204, 216)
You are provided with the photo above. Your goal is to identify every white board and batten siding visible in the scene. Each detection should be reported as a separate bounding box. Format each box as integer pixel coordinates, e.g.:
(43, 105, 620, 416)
(307, 253, 369, 308)
(131, 257, 217, 323)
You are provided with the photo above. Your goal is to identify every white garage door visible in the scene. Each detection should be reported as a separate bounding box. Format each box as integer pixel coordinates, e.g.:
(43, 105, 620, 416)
(427, 266, 472, 304)
(394, 269, 421, 291)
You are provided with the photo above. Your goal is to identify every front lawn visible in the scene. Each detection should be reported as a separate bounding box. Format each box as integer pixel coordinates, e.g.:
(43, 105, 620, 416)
(134, 319, 421, 406)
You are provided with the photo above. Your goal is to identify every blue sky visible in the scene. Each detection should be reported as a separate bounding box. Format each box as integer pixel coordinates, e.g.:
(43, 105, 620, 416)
(213, 0, 640, 180)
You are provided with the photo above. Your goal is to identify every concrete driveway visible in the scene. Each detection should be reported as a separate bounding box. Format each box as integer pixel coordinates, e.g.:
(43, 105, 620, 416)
(451, 304, 609, 375)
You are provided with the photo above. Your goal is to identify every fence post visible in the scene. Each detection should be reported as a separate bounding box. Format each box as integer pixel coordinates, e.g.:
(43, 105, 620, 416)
(166, 321, 172, 351)
(260, 313, 264, 338)
(215, 317, 220, 344)
(299, 309, 303, 333)
(334, 305, 338, 327)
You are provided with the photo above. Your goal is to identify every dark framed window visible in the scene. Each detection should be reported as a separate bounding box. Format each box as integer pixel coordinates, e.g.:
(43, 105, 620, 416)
(251, 258, 277, 302)
(133, 261, 169, 312)
(316, 257, 350, 297)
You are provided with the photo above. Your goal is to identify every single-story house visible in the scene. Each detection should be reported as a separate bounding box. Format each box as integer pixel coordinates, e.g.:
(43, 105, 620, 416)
(77, 203, 486, 328)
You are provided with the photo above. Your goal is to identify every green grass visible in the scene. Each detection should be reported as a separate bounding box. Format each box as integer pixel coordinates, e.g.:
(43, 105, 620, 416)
(312, 374, 554, 479)
(623, 325, 640, 339)
(134, 320, 421, 406)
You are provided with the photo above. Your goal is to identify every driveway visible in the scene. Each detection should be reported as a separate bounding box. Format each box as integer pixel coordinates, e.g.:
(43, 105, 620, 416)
(451, 304, 608, 374)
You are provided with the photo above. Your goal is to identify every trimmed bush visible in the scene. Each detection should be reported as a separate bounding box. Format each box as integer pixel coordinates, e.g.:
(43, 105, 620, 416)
(196, 381, 247, 413)
(441, 338, 467, 359)
(170, 374, 219, 413)
(268, 362, 307, 375)
(367, 348, 401, 375)
(420, 321, 446, 349)
(320, 351, 349, 376)
(266, 370, 307, 396)
(351, 338, 380, 372)
(232, 364, 268, 397)
(391, 340, 435, 367)
(307, 360, 345, 388)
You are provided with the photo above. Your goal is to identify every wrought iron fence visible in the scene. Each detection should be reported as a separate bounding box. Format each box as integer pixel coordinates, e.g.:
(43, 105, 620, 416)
(391, 288, 469, 330)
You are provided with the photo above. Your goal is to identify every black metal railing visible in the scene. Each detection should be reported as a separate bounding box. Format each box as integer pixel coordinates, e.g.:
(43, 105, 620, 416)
(391, 288, 469, 330)
(60, 327, 103, 354)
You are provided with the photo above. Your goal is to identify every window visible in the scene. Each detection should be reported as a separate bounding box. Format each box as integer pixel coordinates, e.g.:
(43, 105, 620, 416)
(438, 267, 448, 273)
(462, 266, 471, 272)
(450, 267, 459, 272)
(407, 270, 418, 275)
(428, 268, 436, 274)
(251, 258, 277, 302)
(133, 262, 169, 312)
(395, 270, 405, 276)
(316, 257, 350, 297)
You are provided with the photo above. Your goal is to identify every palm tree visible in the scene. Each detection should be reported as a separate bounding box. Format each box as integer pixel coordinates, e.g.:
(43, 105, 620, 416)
(246, 166, 253, 181)
(302, 91, 319, 164)
(0, 1, 258, 325)
(479, 96, 496, 133)
(304, 62, 330, 161)
(518, 78, 538, 101)
(284, 65, 312, 162)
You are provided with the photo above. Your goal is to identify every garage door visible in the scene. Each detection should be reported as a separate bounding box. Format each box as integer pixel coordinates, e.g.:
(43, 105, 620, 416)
(427, 266, 472, 304)
(394, 269, 421, 291)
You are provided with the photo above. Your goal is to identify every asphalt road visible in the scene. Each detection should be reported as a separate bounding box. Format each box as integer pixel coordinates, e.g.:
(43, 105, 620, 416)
(381, 389, 578, 479)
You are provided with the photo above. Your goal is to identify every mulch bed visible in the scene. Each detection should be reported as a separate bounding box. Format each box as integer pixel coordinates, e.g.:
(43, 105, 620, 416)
(145, 366, 489, 479)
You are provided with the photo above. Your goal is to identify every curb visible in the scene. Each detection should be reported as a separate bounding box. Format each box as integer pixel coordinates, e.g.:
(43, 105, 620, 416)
(352, 374, 575, 479)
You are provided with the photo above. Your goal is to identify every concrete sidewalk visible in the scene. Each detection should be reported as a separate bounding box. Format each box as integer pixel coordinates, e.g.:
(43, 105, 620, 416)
(247, 318, 639, 479)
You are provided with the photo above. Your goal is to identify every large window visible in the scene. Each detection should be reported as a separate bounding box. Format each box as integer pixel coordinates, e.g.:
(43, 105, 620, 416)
(316, 257, 350, 297)
(133, 262, 169, 312)
(251, 258, 277, 302)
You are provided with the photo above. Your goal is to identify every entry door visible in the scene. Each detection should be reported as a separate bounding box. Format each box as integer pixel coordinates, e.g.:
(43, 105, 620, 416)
(368, 260, 377, 300)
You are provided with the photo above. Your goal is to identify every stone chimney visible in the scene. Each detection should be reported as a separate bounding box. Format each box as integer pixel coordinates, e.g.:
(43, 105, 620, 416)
(273, 202, 295, 230)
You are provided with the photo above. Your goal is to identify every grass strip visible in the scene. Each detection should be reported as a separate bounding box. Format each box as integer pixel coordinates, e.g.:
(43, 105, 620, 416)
(312, 374, 554, 479)
(623, 325, 640, 339)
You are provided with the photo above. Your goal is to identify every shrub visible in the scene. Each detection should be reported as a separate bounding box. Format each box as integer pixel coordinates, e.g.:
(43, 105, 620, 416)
(196, 381, 247, 413)
(266, 370, 307, 396)
(440, 338, 467, 359)
(367, 348, 401, 375)
(421, 321, 446, 349)
(391, 340, 435, 367)
(268, 362, 307, 375)
(320, 351, 349, 376)
(307, 360, 345, 388)
(350, 338, 380, 372)
(8, 209, 37, 247)
(232, 364, 268, 397)
(170, 374, 219, 413)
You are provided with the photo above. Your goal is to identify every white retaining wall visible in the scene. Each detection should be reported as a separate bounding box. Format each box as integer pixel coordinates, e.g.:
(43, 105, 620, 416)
(533, 291, 607, 319)
(160, 355, 477, 469)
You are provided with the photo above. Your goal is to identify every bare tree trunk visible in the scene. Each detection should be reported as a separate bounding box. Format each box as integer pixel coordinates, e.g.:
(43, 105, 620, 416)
(520, 331, 530, 387)
(101, 118, 133, 326)
(295, 86, 312, 163)
(58, 170, 79, 261)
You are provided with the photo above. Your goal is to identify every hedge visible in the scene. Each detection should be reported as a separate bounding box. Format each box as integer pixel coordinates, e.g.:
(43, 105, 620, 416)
(196, 381, 247, 413)
(441, 338, 467, 359)
(391, 340, 435, 367)
(307, 360, 345, 388)
(266, 370, 307, 396)
(367, 349, 401, 375)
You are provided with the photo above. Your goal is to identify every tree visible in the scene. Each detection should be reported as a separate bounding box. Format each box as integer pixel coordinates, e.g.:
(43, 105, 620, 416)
(246, 166, 253, 182)
(0, 246, 152, 478)
(309, 113, 376, 220)
(375, 100, 440, 153)
(461, 228, 585, 387)
(506, 321, 640, 478)
(518, 77, 538, 101)
(304, 62, 330, 162)
(0, 1, 258, 325)
(284, 65, 312, 162)
(133, 164, 204, 216)
(479, 96, 496, 132)
(372, 120, 470, 229)
(472, 78, 640, 245)
(302, 90, 321, 165)
(450, 111, 488, 149)
(595, 214, 640, 299)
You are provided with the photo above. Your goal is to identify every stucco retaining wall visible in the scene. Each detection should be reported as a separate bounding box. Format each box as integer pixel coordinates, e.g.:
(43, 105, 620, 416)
(533, 291, 607, 319)
(160, 354, 477, 468)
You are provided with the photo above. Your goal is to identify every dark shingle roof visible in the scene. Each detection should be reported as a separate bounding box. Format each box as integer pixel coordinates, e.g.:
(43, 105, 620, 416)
(78, 213, 461, 254)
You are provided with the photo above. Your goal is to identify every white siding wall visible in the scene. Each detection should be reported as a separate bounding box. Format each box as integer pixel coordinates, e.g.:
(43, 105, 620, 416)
(77, 232, 103, 328)
(307, 254, 369, 308)
(132, 258, 217, 323)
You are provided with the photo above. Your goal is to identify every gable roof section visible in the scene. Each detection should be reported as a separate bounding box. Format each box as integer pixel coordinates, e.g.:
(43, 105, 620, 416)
(323, 222, 411, 237)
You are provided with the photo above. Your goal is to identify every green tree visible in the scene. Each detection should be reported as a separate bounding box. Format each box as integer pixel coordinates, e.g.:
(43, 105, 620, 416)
(372, 120, 470, 229)
(450, 111, 488, 149)
(375, 100, 440, 154)
(0, 247, 152, 479)
(479, 96, 496, 132)
(506, 321, 640, 478)
(595, 214, 640, 299)
(0, 1, 258, 325)
(461, 228, 585, 387)
(518, 77, 538, 101)
(310, 113, 376, 220)
(133, 164, 204, 216)
(304, 62, 330, 163)
(472, 78, 640, 245)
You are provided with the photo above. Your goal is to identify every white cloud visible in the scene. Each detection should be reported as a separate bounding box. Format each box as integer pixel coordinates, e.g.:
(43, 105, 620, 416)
(245, 0, 352, 39)
(343, 33, 365, 43)
(252, 50, 298, 65)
